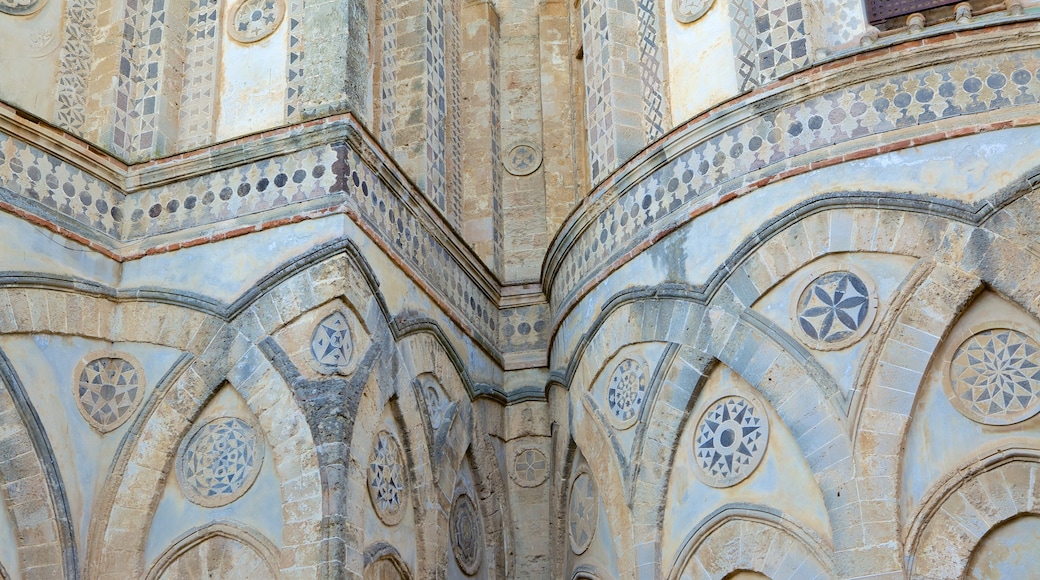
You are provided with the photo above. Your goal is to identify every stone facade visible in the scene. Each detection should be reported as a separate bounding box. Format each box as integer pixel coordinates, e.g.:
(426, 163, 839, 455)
(1, 0, 1040, 578)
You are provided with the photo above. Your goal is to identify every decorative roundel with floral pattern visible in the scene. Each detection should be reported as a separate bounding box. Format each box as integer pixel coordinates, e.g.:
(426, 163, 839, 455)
(694, 395, 769, 487)
(947, 327, 1040, 425)
(311, 311, 354, 372)
(674, 0, 716, 23)
(227, 0, 285, 43)
(793, 270, 876, 351)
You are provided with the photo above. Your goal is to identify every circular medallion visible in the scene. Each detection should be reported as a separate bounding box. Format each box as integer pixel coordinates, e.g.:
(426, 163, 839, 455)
(794, 270, 876, 351)
(227, 0, 285, 43)
(311, 311, 354, 373)
(0, 0, 46, 16)
(606, 358, 648, 429)
(694, 395, 769, 488)
(177, 416, 265, 507)
(946, 328, 1040, 425)
(368, 430, 407, 526)
(74, 354, 144, 433)
(674, 0, 716, 23)
(510, 448, 549, 488)
(504, 144, 542, 176)
(451, 493, 482, 575)
(568, 471, 598, 554)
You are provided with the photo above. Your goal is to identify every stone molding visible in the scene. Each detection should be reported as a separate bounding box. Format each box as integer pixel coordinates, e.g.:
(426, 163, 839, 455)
(144, 521, 281, 580)
(667, 505, 833, 579)
(544, 24, 1040, 325)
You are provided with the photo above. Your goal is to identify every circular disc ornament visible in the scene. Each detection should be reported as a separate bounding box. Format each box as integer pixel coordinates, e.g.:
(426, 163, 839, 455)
(793, 270, 876, 351)
(177, 416, 265, 507)
(451, 493, 483, 575)
(606, 358, 648, 429)
(946, 328, 1040, 425)
(0, 0, 46, 16)
(227, 0, 285, 43)
(311, 311, 354, 373)
(674, 0, 716, 23)
(694, 395, 769, 487)
(74, 353, 145, 433)
(510, 448, 549, 488)
(568, 471, 598, 554)
(368, 430, 408, 526)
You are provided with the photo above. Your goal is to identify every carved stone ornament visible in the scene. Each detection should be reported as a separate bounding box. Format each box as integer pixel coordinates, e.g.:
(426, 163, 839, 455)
(793, 269, 877, 351)
(74, 353, 145, 433)
(510, 447, 549, 488)
(0, 0, 46, 16)
(946, 327, 1040, 425)
(568, 471, 598, 555)
(451, 493, 483, 575)
(227, 0, 285, 43)
(504, 144, 542, 176)
(674, 0, 716, 23)
(368, 430, 408, 526)
(310, 311, 354, 373)
(606, 357, 648, 429)
(177, 416, 265, 507)
(694, 395, 769, 488)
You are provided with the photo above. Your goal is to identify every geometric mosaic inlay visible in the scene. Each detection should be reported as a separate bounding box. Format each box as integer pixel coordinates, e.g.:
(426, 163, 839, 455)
(75, 356, 143, 434)
(795, 271, 873, 349)
(310, 311, 354, 371)
(949, 329, 1040, 425)
(568, 472, 598, 555)
(695, 395, 768, 487)
(368, 430, 407, 526)
(606, 358, 648, 428)
(0, 0, 45, 15)
(451, 493, 482, 575)
(177, 417, 265, 508)
(228, 0, 284, 43)
(511, 448, 549, 488)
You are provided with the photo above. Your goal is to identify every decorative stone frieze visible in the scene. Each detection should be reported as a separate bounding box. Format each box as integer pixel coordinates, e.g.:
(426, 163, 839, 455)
(177, 416, 265, 508)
